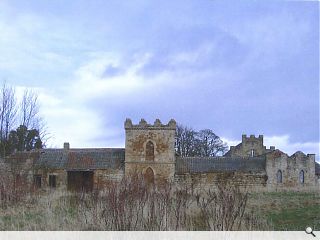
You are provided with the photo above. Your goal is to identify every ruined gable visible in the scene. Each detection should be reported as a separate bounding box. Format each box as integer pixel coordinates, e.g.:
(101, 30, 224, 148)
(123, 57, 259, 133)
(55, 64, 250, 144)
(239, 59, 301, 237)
(265, 149, 317, 191)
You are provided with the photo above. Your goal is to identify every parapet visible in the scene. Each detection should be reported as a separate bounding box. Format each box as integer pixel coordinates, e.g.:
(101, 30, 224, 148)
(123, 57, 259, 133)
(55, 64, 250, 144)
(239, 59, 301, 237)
(124, 118, 176, 130)
(63, 142, 70, 150)
(242, 134, 264, 144)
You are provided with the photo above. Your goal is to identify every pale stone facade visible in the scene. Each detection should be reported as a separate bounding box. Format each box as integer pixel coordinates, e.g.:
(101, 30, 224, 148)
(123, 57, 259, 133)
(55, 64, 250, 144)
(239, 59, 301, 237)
(265, 150, 316, 191)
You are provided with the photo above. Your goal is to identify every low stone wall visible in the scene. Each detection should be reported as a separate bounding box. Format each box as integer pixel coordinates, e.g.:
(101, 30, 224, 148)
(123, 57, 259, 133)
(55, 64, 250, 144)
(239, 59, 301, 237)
(174, 171, 268, 193)
(175, 171, 320, 193)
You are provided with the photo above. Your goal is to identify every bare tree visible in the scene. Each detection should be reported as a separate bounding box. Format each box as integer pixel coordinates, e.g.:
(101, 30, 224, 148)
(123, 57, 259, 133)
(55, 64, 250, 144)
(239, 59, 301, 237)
(196, 129, 228, 157)
(20, 89, 39, 129)
(0, 83, 48, 155)
(175, 124, 228, 157)
(19, 89, 49, 146)
(175, 124, 198, 157)
(0, 83, 17, 156)
(0, 83, 17, 140)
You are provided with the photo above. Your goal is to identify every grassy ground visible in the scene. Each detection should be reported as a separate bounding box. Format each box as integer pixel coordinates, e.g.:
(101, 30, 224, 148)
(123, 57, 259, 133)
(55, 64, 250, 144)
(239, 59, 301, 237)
(0, 191, 319, 230)
(247, 191, 320, 231)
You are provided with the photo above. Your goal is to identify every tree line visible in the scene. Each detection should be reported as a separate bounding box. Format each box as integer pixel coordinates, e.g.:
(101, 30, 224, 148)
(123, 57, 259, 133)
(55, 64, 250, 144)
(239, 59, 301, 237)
(175, 124, 228, 157)
(0, 83, 45, 157)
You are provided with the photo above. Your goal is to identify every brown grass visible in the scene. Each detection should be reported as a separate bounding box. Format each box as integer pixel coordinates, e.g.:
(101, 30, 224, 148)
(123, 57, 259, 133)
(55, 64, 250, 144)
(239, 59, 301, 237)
(0, 173, 271, 231)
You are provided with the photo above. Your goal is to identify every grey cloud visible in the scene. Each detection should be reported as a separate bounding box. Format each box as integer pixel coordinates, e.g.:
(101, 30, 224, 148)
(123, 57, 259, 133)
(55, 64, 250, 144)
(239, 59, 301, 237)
(137, 26, 249, 77)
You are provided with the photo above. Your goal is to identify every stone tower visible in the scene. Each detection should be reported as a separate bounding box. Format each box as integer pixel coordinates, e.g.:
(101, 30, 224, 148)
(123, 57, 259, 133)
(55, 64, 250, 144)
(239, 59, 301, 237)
(226, 134, 275, 157)
(124, 118, 176, 182)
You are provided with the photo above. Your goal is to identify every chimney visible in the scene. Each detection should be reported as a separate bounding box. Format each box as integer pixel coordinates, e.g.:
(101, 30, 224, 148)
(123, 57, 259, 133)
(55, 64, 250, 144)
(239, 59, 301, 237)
(63, 142, 70, 150)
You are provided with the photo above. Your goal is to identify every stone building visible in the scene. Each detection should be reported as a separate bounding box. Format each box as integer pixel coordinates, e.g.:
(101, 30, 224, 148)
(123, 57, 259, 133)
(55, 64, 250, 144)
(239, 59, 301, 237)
(124, 118, 176, 183)
(1, 118, 319, 192)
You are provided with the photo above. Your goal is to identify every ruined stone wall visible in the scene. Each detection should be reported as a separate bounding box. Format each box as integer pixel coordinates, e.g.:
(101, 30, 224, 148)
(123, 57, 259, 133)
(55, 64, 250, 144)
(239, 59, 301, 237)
(32, 168, 125, 191)
(34, 168, 67, 190)
(174, 171, 268, 192)
(228, 135, 275, 157)
(265, 150, 318, 192)
(94, 169, 124, 188)
(124, 118, 176, 180)
(2, 153, 39, 187)
(46, 169, 67, 190)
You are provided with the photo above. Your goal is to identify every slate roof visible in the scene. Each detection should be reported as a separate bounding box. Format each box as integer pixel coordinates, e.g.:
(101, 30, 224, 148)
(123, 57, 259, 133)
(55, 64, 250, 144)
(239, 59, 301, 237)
(36, 149, 66, 169)
(35, 148, 125, 170)
(316, 162, 320, 175)
(175, 156, 266, 174)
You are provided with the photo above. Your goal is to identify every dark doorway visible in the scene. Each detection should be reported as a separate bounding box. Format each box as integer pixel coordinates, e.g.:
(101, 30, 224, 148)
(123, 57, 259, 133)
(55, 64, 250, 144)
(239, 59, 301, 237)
(49, 175, 57, 188)
(67, 171, 94, 192)
(33, 175, 42, 188)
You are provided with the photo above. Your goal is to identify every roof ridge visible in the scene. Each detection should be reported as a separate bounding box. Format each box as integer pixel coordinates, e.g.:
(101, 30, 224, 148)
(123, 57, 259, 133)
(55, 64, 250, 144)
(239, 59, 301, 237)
(177, 156, 265, 160)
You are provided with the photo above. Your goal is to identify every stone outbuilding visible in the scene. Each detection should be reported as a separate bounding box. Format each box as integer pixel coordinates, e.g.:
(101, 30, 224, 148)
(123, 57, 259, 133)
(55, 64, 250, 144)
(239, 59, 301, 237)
(1, 118, 319, 192)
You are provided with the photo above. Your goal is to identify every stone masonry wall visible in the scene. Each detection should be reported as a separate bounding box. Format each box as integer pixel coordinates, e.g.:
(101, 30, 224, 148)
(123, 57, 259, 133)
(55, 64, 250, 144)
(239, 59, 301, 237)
(265, 150, 318, 192)
(94, 169, 124, 189)
(228, 135, 275, 157)
(174, 171, 268, 192)
(124, 118, 176, 180)
(34, 168, 67, 191)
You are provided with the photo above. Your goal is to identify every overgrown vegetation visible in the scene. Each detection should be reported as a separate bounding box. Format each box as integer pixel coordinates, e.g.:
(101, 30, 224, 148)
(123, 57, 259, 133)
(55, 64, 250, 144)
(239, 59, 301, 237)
(0, 171, 318, 231)
(0, 173, 271, 230)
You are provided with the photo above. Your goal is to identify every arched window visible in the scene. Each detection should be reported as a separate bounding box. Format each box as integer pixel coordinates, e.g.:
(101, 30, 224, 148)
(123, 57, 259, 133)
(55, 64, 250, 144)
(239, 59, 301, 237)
(299, 170, 304, 184)
(144, 167, 154, 184)
(145, 141, 154, 161)
(251, 149, 255, 157)
(277, 170, 282, 183)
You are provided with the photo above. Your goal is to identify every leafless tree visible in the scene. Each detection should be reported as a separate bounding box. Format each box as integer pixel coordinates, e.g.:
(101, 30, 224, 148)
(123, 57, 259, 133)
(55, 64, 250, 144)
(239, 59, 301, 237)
(19, 89, 49, 146)
(0, 83, 17, 156)
(20, 89, 39, 129)
(175, 124, 198, 157)
(0, 83, 17, 141)
(175, 124, 228, 157)
(196, 129, 228, 156)
(0, 83, 49, 154)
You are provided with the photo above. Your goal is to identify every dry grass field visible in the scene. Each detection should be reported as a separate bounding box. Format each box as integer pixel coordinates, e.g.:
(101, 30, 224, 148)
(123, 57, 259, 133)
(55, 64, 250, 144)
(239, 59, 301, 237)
(0, 175, 318, 231)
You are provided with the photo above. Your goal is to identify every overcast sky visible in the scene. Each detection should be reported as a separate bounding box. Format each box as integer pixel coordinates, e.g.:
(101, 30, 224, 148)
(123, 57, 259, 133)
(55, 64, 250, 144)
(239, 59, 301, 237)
(0, 0, 319, 158)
